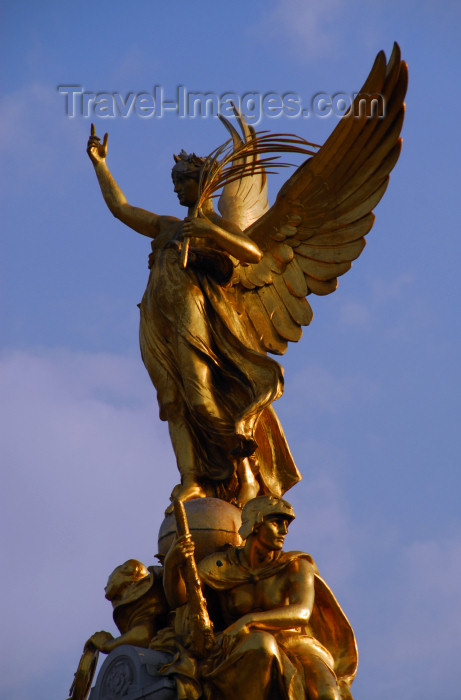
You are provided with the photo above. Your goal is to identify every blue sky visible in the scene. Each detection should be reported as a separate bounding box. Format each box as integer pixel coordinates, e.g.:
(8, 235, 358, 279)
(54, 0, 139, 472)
(1, 2, 460, 698)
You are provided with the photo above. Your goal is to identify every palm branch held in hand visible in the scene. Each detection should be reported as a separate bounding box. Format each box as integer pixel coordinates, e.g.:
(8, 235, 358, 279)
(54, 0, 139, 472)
(179, 119, 319, 268)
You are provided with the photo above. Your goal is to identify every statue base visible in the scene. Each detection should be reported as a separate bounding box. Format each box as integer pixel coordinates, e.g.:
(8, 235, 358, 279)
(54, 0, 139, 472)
(89, 646, 175, 700)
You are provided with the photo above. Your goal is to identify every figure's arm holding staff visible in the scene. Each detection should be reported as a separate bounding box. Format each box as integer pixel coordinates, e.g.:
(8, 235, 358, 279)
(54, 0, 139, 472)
(181, 215, 262, 265)
(163, 500, 215, 656)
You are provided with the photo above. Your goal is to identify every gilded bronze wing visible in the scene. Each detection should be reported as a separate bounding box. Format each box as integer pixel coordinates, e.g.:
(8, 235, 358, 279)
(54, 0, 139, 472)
(231, 43, 408, 355)
(217, 108, 270, 231)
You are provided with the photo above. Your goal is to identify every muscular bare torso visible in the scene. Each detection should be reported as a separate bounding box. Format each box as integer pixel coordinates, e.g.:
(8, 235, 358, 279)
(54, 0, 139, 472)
(209, 556, 312, 630)
(226, 570, 292, 617)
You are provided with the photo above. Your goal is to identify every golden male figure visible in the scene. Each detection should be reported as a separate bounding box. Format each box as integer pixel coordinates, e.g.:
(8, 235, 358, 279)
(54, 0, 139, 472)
(163, 496, 357, 699)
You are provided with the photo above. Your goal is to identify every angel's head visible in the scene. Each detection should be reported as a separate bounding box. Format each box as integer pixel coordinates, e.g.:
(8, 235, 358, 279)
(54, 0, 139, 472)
(172, 150, 204, 207)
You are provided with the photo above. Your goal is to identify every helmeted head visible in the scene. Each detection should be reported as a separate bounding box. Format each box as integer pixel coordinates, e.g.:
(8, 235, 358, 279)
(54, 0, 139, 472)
(238, 495, 295, 541)
(104, 559, 148, 602)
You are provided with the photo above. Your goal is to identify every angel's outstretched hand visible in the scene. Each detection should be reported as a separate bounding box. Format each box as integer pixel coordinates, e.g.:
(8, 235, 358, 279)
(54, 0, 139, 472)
(87, 123, 109, 165)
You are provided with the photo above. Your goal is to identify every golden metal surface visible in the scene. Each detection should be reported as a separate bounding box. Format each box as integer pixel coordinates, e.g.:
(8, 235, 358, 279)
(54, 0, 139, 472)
(173, 499, 215, 656)
(87, 45, 406, 512)
(158, 496, 243, 562)
(82, 47, 407, 695)
(159, 496, 357, 699)
(67, 560, 168, 700)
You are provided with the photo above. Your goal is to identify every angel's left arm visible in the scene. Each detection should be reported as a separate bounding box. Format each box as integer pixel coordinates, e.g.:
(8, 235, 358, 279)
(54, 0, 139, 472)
(182, 216, 262, 264)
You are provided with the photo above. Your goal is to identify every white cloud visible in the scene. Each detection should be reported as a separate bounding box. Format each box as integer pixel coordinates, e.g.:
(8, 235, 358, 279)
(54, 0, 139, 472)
(371, 273, 414, 304)
(339, 300, 372, 328)
(258, 0, 345, 60)
(389, 536, 461, 662)
(0, 348, 176, 696)
(0, 82, 88, 188)
(358, 533, 461, 699)
(283, 362, 378, 417)
(337, 272, 425, 341)
(289, 467, 357, 585)
(111, 45, 161, 83)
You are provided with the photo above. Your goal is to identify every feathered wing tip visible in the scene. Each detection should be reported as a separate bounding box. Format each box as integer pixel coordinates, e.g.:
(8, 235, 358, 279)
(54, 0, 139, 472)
(230, 44, 407, 357)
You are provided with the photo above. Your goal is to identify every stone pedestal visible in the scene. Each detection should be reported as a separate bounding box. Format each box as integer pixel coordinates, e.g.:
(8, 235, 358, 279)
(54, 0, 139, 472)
(89, 646, 176, 700)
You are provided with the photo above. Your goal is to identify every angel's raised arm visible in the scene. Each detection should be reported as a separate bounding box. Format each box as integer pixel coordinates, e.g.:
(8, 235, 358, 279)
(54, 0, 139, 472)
(87, 124, 166, 239)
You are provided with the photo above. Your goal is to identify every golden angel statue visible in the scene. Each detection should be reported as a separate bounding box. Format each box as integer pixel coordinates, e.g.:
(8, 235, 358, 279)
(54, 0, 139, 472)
(87, 44, 407, 508)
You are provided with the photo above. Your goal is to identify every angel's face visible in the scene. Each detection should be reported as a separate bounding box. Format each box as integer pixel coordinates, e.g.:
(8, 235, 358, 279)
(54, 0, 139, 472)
(172, 171, 200, 208)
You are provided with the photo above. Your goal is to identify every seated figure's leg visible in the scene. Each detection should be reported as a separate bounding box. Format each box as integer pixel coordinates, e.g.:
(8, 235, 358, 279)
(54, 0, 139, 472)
(301, 653, 341, 700)
(281, 635, 341, 700)
(204, 630, 286, 700)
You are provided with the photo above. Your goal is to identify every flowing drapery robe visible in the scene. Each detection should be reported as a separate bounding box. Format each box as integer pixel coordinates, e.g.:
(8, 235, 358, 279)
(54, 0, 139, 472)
(139, 230, 300, 499)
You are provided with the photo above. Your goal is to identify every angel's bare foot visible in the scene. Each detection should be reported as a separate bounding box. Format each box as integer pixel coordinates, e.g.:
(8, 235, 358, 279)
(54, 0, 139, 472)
(174, 481, 206, 501)
(236, 480, 260, 508)
(235, 457, 260, 508)
(165, 481, 207, 514)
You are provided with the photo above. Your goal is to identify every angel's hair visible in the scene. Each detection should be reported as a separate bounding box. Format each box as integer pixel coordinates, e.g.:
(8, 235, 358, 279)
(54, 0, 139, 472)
(172, 150, 205, 181)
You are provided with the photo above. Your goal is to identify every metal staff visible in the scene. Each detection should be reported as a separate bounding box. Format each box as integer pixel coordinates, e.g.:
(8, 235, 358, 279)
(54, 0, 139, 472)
(173, 498, 215, 656)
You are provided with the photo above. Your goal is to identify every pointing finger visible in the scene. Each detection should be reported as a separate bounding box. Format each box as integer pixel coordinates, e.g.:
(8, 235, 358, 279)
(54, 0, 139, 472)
(103, 132, 109, 149)
(91, 122, 95, 137)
